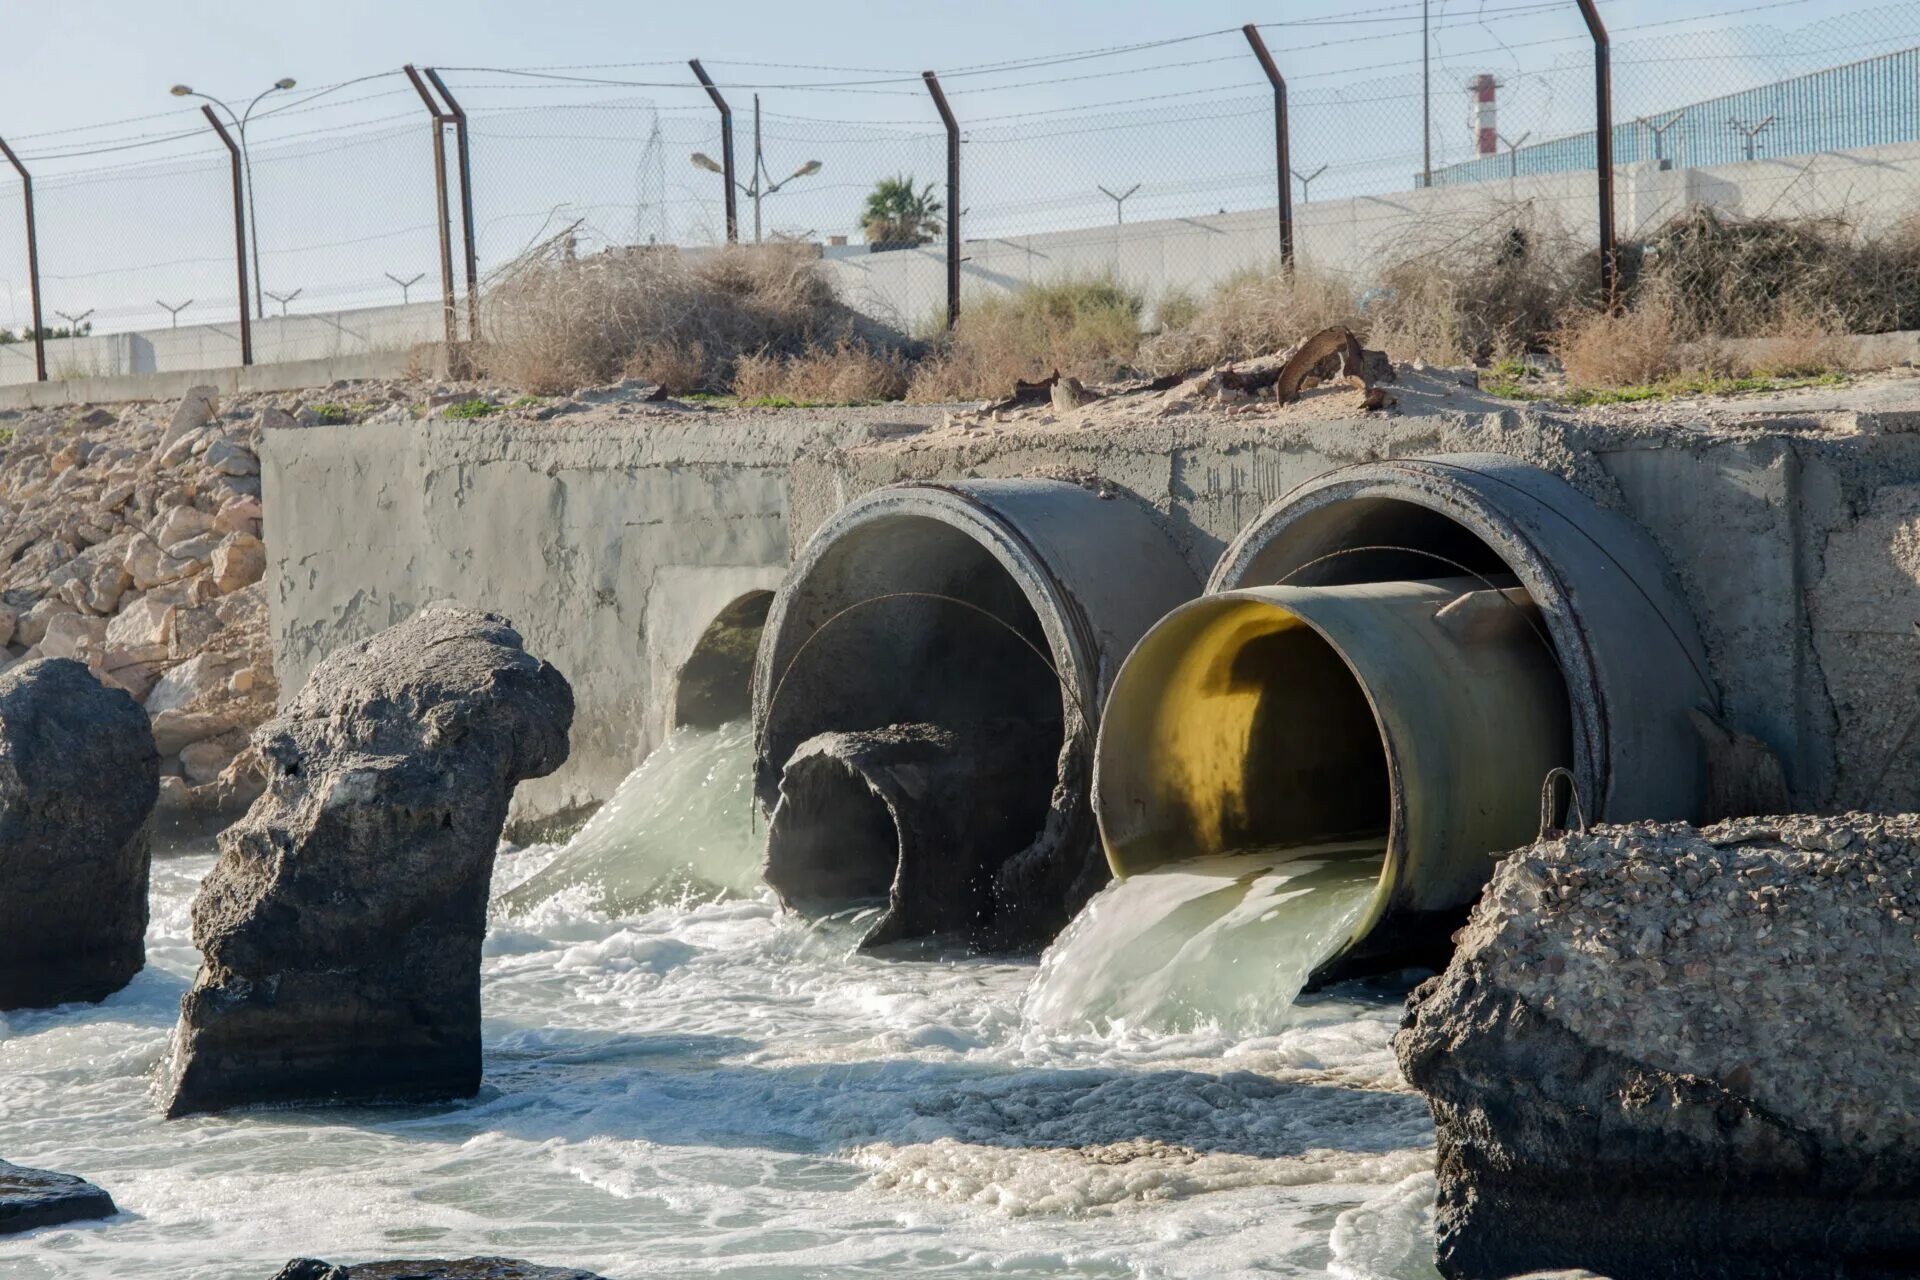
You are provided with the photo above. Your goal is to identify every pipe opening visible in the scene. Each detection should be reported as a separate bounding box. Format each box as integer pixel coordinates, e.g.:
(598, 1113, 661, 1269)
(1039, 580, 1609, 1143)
(1096, 577, 1571, 980)
(764, 750, 900, 914)
(672, 590, 775, 730)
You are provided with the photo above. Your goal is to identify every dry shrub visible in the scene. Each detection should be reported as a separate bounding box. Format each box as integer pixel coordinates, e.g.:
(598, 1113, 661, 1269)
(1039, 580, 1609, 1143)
(484, 241, 891, 395)
(905, 276, 1143, 402)
(731, 340, 910, 403)
(1552, 289, 1684, 388)
(1366, 212, 1594, 363)
(1137, 266, 1357, 375)
(1632, 205, 1920, 340)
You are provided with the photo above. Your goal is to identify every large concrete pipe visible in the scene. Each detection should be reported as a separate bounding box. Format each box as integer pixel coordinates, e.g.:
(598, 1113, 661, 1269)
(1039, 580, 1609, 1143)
(753, 479, 1200, 948)
(1093, 453, 1716, 978)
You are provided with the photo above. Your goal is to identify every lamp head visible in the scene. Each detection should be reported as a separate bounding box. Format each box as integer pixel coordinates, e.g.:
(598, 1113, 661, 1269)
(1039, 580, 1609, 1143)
(690, 152, 725, 175)
(170, 84, 194, 97)
(791, 159, 823, 179)
(274, 78, 296, 90)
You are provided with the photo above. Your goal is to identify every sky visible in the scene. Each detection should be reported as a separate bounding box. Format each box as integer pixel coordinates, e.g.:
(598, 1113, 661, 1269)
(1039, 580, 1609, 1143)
(1, 0, 1912, 333)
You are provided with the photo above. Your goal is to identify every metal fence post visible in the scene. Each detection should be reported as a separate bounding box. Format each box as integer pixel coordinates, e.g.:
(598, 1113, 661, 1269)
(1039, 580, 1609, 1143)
(404, 65, 458, 347)
(1576, 0, 1618, 301)
(689, 60, 739, 244)
(424, 69, 481, 342)
(922, 71, 960, 330)
(0, 135, 46, 381)
(1242, 25, 1295, 269)
(200, 107, 253, 366)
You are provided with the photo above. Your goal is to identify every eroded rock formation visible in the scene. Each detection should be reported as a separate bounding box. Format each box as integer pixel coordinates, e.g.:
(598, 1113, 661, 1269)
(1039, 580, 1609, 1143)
(165, 608, 573, 1116)
(0, 657, 159, 1009)
(270, 1259, 606, 1280)
(0, 1159, 118, 1235)
(1397, 814, 1920, 1280)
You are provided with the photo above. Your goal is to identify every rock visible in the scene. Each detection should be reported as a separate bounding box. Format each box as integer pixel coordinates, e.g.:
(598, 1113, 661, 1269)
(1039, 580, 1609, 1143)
(0, 659, 159, 1009)
(164, 608, 572, 1116)
(211, 533, 266, 594)
(106, 595, 176, 666)
(204, 439, 260, 477)
(169, 602, 224, 656)
(83, 559, 133, 614)
(150, 504, 212, 550)
(151, 706, 250, 756)
(37, 612, 108, 663)
(1396, 814, 1920, 1280)
(212, 496, 264, 538)
(124, 532, 200, 590)
(0, 1160, 118, 1235)
(254, 407, 298, 433)
(179, 730, 246, 786)
(16, 597, 76, 648)
(160, 386, 217, 453)
(268, 1258, 607, 1280)
(0, 607, 14, 648)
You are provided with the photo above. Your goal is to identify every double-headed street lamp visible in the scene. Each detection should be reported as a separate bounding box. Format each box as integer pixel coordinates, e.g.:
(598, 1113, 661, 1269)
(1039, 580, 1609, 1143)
(170, 77, 296, 320)
(691, 93, 821, 244)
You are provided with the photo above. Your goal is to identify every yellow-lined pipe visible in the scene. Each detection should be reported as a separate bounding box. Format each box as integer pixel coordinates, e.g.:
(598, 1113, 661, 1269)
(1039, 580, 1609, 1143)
(1092, 577, 1571, 977)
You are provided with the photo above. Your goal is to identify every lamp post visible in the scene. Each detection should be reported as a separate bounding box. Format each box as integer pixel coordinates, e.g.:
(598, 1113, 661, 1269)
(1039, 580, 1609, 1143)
(170, 77, 296, 320)
(691, 94, 821, 244)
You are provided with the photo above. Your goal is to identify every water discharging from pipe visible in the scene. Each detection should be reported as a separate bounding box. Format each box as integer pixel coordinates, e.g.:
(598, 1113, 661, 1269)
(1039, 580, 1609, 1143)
(1024, 842, 1387, 1036)
(498, 720, 759, 915)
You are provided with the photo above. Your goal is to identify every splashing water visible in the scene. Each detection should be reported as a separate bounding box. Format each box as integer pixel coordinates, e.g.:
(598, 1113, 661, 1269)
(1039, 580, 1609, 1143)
(496, 720, 760, 916)
(1024, 844, 1386, 1037)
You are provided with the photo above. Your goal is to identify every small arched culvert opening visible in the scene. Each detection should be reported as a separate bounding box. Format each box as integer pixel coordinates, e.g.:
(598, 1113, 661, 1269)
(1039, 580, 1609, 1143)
(672, 590, 775, 730)
(1093, 453, 1718, 982)
(754, 479, 1201, 949)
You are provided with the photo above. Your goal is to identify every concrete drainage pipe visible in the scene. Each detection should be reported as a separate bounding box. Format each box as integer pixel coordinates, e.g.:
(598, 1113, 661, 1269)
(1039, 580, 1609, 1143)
(1093, 452, 1719, 979)
(753, 479, 1200, 948)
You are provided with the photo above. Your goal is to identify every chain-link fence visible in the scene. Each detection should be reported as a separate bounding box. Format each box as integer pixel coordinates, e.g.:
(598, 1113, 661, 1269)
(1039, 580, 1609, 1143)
(5, 2, 1920, 384)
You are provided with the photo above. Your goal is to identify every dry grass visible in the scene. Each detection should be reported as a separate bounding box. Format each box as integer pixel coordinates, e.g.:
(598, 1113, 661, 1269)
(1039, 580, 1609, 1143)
(1136, 266, 1358, 375)
(905, 276, 1144, 402)
(484, 241, 889, 395)
(1365, 211, 1597, 363)
(731, 339, 911, 403)
(1552, 288, 1849, 390)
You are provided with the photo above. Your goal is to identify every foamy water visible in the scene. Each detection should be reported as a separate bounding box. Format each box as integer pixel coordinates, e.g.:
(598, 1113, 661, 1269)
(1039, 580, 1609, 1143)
(498, 722, 762, 916)
(0, 754, 1438, 1278)
(1024, 847, 1386, 1038)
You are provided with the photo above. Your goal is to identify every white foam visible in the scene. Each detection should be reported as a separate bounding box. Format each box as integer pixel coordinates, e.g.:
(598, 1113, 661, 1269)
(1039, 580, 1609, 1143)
(0, 812, 1439, 1278)
(1024, 846, 1386, 1037)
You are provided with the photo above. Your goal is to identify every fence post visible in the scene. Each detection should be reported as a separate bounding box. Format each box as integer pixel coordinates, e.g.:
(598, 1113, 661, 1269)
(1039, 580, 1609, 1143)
(922, 71, 960, 330)
(200, 107, 253, 367)
(1242, 25, 1294, 269)
(423, 68, 481, 342)
(1575, 0, 1618, 301)
(404, 65, 458, 348)
(689, 60, 739, 244)
(0, 135, 46, 381)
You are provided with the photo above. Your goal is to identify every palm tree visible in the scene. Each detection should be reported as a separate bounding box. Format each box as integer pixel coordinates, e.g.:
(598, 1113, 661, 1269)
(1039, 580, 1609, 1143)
(862, 175, 944, 246)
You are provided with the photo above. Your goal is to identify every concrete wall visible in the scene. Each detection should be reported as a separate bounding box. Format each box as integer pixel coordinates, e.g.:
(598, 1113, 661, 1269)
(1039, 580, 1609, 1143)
(0, 301, 444, 388)
(820, 139, 1920, 326)
(261, 395, 1920, 832)
(15, 138, 1918, 389)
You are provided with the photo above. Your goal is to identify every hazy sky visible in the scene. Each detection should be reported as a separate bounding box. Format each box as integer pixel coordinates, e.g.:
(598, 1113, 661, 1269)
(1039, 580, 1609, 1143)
(0, 0, 1907, 332)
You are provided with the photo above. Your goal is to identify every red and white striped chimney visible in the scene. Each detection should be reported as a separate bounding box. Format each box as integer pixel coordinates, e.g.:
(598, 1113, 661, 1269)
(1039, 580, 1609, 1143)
(1470, 74, 1499, 157)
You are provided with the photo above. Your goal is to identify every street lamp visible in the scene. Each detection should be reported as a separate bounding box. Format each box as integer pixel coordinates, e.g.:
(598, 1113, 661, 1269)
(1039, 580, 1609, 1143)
(171, 77, 296, 320)
(689, 94, 822, 244)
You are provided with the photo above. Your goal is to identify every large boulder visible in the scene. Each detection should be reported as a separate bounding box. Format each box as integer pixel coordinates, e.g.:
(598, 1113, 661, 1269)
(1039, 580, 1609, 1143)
(165, 608, 572, 1117)
(0, 1160, 117, 1235)
(0, 658, 159, 1009)
(270, 1259, 605, 1279)
(1397, 814, 1920, 1280)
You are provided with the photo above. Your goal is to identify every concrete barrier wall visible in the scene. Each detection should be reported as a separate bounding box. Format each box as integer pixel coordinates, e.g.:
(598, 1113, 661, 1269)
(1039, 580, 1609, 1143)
(15, 138, 1919, 388)
(261, 398, 1920, 830)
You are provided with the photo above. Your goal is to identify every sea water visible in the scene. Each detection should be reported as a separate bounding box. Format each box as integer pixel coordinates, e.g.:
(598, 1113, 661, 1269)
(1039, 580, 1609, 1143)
(0, 752, 1439, 1278)
(1023, 845, 1387, 1038)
